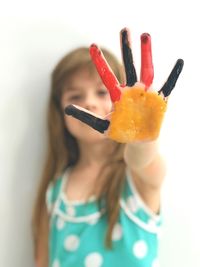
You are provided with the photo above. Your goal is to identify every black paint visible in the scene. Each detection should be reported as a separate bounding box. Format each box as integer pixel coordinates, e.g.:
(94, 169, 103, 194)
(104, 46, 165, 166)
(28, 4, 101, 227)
(65, 105, 110, 133)
(159, 59, 184, 97)
(121, 29, 137, 86)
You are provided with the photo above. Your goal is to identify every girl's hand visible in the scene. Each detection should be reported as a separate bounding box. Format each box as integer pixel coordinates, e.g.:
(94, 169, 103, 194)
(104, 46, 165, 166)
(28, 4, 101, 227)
(65, 28, 184, 143)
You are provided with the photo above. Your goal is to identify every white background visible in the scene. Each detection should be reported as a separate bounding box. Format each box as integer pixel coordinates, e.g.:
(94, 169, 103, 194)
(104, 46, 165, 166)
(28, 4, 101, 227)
(0, 1, 200, 266)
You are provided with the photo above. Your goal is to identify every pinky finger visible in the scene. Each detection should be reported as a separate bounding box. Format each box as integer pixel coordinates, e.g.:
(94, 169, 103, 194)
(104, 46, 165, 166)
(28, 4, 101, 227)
(158, 59, 184, 97)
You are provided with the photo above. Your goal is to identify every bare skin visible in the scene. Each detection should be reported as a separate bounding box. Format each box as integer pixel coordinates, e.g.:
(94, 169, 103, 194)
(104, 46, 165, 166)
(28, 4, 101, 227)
(65, 140, 113, 201)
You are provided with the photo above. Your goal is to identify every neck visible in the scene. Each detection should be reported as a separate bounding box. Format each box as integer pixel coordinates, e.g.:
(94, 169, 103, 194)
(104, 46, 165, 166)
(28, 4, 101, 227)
(76, 139, 113, 169)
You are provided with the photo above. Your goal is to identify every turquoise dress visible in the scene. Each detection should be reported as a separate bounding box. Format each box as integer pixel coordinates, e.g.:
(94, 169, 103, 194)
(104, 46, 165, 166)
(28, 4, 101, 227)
(46, 169, 162, 267)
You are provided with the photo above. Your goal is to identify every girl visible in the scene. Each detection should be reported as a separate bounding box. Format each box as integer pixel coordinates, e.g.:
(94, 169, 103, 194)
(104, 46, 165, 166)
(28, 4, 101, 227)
(32, 29, 183, 267)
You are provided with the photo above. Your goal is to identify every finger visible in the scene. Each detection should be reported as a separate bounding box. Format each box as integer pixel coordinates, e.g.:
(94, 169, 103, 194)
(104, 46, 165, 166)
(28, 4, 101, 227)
(120, 28, 137, 86)
(140, 33, 154, 89)
(89, 44, 121, 102)
(64, 104, 110, 133)
(158, 59, 184, 97)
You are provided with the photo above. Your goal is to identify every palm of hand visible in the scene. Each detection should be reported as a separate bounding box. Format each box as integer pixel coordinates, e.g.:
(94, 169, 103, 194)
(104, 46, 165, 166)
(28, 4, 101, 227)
(108, 85, 167, 142)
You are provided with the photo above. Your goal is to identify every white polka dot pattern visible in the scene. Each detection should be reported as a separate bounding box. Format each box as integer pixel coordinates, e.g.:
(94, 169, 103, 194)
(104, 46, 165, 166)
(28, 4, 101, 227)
(64, 235, 80, 251)
(52, 259, 60, 267)
(56, 217, 65, 230)
(126, 196, 138, 213)
(84, 252, 103, 267)
(132, 240, 148, 259)
(112, 223, 123, 241)
(48, 174, 160, 266)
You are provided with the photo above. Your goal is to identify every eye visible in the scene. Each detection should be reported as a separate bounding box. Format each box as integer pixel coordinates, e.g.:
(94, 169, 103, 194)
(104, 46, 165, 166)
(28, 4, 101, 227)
(97, 89, 108, 96)
(68, 94, 83, 101)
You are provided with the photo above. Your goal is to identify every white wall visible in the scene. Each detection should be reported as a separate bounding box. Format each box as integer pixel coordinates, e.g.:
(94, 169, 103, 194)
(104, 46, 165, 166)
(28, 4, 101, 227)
(1, 1, 200, 266)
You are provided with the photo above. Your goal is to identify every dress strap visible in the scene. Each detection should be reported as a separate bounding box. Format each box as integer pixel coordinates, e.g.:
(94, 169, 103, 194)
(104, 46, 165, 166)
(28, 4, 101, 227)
(46, 172, 66, 215)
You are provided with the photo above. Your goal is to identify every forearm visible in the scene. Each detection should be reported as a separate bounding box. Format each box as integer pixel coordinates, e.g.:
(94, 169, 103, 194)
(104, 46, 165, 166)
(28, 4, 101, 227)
(124, 140, 166, 188)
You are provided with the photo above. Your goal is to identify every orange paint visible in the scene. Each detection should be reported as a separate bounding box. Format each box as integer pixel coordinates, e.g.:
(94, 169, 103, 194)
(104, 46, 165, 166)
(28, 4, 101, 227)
(108, 85, 167, 143)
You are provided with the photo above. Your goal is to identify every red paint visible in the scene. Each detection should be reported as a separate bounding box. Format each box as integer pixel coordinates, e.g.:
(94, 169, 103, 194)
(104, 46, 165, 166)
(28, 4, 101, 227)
(89, 44, 121, 102)
(140, 33, 154, 89)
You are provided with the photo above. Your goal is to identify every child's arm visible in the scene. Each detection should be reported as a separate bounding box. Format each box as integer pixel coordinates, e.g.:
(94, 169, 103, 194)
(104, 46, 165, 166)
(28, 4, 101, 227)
(124, 140, 166, 213)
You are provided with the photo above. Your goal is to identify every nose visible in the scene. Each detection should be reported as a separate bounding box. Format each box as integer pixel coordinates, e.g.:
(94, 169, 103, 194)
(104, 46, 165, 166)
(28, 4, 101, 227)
(84, 91, 98, 112)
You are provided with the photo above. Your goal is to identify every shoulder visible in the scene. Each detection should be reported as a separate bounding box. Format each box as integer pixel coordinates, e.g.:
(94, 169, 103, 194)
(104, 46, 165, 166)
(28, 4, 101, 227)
(46, 171, 67, 214)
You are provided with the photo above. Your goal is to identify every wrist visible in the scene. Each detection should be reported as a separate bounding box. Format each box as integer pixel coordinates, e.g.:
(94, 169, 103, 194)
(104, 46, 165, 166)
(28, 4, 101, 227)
(124, 140, 159, 170)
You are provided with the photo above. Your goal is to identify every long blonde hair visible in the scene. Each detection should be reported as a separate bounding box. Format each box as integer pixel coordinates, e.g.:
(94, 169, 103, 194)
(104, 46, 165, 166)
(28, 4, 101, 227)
(32, 47, 126, 261)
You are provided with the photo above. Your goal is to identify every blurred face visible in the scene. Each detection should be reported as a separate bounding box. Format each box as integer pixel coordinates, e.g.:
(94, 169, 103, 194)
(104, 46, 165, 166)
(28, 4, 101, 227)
(61, 68, 112, 144)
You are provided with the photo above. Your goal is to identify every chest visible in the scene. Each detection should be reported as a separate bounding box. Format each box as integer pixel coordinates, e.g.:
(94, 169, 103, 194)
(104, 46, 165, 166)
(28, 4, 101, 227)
(64, 169, 102, 202)
(49, 210, 159, 267)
